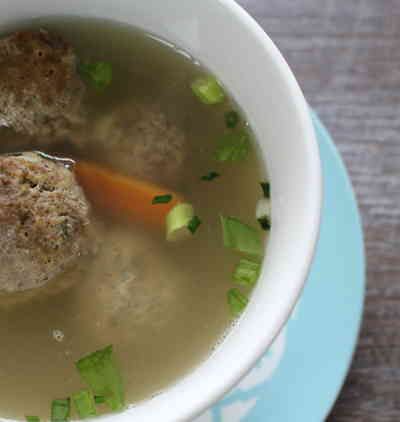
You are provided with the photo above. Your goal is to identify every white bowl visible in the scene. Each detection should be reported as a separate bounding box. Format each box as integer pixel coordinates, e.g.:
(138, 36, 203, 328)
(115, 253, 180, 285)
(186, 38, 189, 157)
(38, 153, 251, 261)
(2, 1, 322, 421)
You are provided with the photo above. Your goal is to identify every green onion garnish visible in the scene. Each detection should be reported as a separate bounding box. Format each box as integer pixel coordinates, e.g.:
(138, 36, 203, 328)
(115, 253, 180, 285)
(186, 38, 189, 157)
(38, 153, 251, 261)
(25, 417, 40, 422)
(233, 259, 261, 286)
(75, 345, 125, 412)
(220, 215, 263, 257)
(79, 61, 113, 90)
(188, 216, 202, 234)
(214, 130, 250, 162)
(260, 182, 270, 198)
(258, 216, 271, 231)
(191, 76, 225, 104)
(201, 171, 220, 181)
(94, 396, 106, 405)
(256, 198, 271, 231)
(152, 194, 173, 204)
(225, 110, 239, 128)
(72, 390, 97, 419)
(166, 203, 195, 241)
(227, 288, 248, 316)
(51, 399, 70, 422)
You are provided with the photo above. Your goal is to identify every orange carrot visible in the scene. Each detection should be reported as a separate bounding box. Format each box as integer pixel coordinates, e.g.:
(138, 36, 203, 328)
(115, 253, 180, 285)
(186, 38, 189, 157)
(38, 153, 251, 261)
(74, 161, 184, 228)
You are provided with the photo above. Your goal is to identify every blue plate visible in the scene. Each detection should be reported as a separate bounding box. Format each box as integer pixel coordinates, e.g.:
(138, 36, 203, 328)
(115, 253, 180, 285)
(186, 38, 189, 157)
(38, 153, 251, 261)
(195, 112, 366, 422)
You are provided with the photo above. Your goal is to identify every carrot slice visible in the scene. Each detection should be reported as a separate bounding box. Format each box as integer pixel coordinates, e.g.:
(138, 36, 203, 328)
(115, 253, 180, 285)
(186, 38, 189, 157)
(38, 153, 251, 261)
(74, 161, 184, 228)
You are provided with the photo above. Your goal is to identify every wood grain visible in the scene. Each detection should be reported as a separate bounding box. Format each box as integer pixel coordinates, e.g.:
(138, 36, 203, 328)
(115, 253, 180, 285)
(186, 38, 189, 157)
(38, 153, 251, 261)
(236, 0, 400, 420)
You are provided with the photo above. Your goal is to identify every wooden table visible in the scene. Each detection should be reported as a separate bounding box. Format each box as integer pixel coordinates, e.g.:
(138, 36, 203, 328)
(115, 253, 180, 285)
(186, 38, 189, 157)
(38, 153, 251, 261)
(236, 1, 400, 420)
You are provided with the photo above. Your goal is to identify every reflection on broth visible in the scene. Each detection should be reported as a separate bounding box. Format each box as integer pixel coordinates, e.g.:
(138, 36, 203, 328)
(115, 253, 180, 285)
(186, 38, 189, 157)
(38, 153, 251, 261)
(0, 17, 268, 420)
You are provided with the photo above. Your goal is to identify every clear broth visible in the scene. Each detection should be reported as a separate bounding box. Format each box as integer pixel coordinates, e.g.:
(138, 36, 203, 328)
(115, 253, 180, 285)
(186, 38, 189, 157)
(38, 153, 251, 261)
(0, 17, 265, 420)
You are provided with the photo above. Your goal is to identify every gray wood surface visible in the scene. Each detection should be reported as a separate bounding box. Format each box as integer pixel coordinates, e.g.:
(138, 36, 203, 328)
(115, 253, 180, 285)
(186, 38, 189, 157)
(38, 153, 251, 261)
(236, 0, 400, 420)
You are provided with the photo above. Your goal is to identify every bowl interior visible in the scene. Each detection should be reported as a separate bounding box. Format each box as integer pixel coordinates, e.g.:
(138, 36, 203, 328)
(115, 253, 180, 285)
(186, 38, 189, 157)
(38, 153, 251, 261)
(0, 1, 322, 421)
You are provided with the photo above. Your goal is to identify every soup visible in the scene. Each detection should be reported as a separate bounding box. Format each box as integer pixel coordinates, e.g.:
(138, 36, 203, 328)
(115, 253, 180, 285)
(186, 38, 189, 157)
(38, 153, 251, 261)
(0, 17, 270, 420)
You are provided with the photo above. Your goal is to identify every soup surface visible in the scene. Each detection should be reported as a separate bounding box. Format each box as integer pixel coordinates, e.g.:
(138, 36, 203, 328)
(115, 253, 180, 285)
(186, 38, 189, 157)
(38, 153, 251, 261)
(0, 17, 267, 420)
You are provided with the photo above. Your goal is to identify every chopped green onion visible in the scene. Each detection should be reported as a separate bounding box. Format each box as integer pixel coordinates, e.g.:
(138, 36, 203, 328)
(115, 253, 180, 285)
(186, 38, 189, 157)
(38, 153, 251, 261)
(225, 110, 239, 128)
(256, 198, 271, 231)
(79, 61, 113, 90)
(258, 216, 271, 231)
(191, 76, 225, 104)
(201, 171, 220, 181)
(165, 203, 194, 241)
(227, 288, 248, 316)
(72, 390, 97, 419)
(94, 396, 106, 405)
(25, 417, 40, 422)
(233, 258, 261, 286)
(188, 216, 202, 234)
(220, 215, 263, 257)
(75, 345, 125, 412)
(214, 130, 250, 162)
(51, 399, 70, 422)
(152, 194, 172, 204)
(260, 182, 270, 198)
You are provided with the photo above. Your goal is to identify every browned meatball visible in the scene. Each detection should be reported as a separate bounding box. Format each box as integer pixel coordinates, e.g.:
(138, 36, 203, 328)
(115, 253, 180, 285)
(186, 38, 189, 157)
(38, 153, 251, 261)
(84, 102, 186, 187)
(0, 152, 91, 292)
(0, 30, 85, 137)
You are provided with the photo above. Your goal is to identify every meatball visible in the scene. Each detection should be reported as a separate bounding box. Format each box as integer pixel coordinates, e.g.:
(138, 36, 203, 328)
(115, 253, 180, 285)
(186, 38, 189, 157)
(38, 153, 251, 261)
(85, 102, 186, 186)
(0, 152, 91, 293)
(75, 224, 184, 342)
(0, 30, 85, 137)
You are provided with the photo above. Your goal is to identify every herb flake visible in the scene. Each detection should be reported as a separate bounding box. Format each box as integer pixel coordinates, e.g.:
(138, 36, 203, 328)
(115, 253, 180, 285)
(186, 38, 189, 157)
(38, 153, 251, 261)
(260, 182, 270, 198)
(79, 61, 113, 90)
(72, 390, 97, 419)
(201, 171, 220, 181)
(75, 345, 125, 412)
(51, 399, 70, 422)
(25, 417, 40, 422)
(220, 215, 263, 256)
(257, 216, 271, 231)
(233, 258, 261, 286)
(227, 288, 248, 316)
(94, 396, 106, 405)
(214, 130, 250, 162)
(225, 110, 239, 128)
(188, 216, 202, 234)
(152, 194, 173, 204)
(191, 76, 225, 104)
